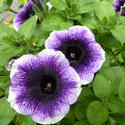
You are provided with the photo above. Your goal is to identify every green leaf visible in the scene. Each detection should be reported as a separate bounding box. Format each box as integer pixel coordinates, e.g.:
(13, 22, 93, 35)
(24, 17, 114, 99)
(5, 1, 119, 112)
(111, 114, 125, 125)
(87, 101, 109, 125)
(0, 38, 23, 67)
(62, 108, 75, 125)
(19, 16, 37, 39)
(111, 24, 125, 44)
(92, 74, 112, 99)
(74, 120, 88, 125)
(6, 0, 13, 7)
(72, 0, 99, 14)
(0, 98, 16, 125)
(0, 22, 18, 38)
(117, 16, 125, 25)
(17, 0, 29, 5)
(95, 1, 115, 20)
(78, 12, 99, 29)
(77, 86, 96, 103)
(74, 104, 85, 120)
(0, 67, 10, 94)
(77, 87, 97, 110)
(0, 0, 6, 7)
(41, 14, 73, 31)
(50, 0, 67, 10)
(119, 78, 125, 103)
(108, 96, 125, 114)
(101, 66, 124, 95)
(97, 32, 118, 50)
(15, 115, 36, 125)
(0, 0, 13, 13)
(0, 87, 4, 97)
(82, 87, 94, 98)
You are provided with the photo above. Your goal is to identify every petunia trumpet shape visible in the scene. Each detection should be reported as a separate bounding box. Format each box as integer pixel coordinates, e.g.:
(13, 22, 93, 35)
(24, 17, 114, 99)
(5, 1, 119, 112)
(45, 26, 105, 85)
(13, 0, 52, 31)
(8, 49, 82, 124)
(13, 1, 35, 31)
(113, 0, 125, 16)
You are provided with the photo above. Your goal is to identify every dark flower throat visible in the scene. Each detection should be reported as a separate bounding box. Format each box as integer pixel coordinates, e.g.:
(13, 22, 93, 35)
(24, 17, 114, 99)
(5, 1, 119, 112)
(61, 42, 84, 67)
(40, 75, 57, 94)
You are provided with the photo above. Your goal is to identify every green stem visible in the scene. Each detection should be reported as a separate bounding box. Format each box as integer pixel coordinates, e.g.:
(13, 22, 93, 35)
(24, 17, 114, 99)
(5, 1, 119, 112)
(9, 8, 18, 14)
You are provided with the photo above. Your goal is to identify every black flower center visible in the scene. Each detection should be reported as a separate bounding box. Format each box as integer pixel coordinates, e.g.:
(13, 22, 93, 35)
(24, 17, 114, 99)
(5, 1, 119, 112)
(66, 46, 82, 61)
(61, 42, 85, 66)
(40, 75, 57, 94)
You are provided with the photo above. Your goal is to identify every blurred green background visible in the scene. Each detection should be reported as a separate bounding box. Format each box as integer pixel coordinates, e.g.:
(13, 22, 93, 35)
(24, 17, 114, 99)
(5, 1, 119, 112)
(0, 0, 125, 125)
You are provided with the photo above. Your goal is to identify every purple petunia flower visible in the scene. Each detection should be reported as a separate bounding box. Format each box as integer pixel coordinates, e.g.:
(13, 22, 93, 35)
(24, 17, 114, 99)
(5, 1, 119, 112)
(7, 49, 82, 124)
(113, 0, 125, 16)
(45, 26, 105, 85)
(13, 1, 35, 31)
(6, 56, 19, 71)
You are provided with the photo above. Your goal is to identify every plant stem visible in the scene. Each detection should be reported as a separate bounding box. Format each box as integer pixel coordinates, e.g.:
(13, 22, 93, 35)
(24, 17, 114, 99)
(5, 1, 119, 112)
(9, 8, 18, 14)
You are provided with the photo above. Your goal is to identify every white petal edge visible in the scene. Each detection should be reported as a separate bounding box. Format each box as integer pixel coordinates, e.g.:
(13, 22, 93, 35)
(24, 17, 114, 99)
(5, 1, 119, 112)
(32, 105, 70, 125)
(7, 87, 34, 115)
(7, 87, 21, 114)
(13, 21, 19, 32)
(10, 54, 36, 79)
(37, 49, 70, 67)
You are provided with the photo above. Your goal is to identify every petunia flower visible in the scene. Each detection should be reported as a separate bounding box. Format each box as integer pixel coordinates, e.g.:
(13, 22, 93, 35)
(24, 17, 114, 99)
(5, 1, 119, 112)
(5, 56, 19, 71)
(113, 0, 125, 16)
(7, 49, 82, 124)
(45, 26, 105, 85)
(13, 0, 52, 31)
(13, 1, 35, 31)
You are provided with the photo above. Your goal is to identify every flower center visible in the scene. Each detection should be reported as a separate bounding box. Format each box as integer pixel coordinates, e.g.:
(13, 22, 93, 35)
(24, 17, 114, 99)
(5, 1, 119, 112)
(61, 42, 84, 66)
(41, 75, 56, 94)
(66, 46, 82, 61)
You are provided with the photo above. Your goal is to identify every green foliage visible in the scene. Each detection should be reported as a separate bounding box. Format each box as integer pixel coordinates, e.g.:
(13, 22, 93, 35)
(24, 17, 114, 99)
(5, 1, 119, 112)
(78, 12, 99, 29)
(0, 98, 16, 125)
(0, 0, 13, 13)
(72, 0, 99, 14)
(19, 16, 37, 39)
(87, 101, 109, 125)
(0, 0, 125, 125)
(15, 115, 36, 125)
(108, 96, 125, 114)
(93, 74, 112, 99)
(110, 16, 125, 44)
(100, 66, 124, 95)
(61, 108, 76, 125)
(0, 40, 23, 67)
(119, 78, 125, 103)
(74, 104, 85, 120)
(0, 23, 24, 67)
(74, 120, 88, 125)
(0, 0, 6, 7)
(50, 0, 67, 10)
(95, 1, 115, 21)
(17, 0, 29, 5)
(111, 24, 125, 43)
(41, 13, 73, 31)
